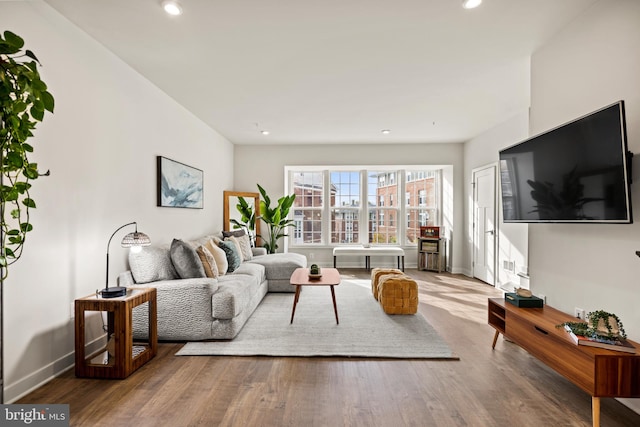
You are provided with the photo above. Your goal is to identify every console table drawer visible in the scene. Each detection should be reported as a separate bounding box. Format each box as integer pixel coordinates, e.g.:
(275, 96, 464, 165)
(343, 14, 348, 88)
(506, 313, 594, 394)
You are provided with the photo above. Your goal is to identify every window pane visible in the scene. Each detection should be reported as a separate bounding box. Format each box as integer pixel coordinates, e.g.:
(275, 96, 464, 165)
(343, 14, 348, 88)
(331, 171, 360, 207)
(331, 208, 360, 243)
(293, 209, 322, 244)
(292, 172, 324, 244)
(368, 171, 398, 244)
(293, 172, 323, 208)
(406, 169, 439, 244)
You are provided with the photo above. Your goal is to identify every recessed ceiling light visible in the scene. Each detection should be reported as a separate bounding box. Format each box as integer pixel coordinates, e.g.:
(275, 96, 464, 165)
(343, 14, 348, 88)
(381, 129, 391, 135)
(462, 0, 482, 9)
(261, 130, 270, 135)
(162, 1, 183, 16)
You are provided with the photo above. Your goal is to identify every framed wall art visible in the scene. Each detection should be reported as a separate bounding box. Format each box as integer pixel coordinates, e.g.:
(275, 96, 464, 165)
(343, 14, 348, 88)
(156, 156, 203, 209)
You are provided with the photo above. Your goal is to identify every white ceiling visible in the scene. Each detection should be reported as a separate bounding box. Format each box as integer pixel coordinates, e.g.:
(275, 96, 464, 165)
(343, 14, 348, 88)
(43, 0, 598, 145)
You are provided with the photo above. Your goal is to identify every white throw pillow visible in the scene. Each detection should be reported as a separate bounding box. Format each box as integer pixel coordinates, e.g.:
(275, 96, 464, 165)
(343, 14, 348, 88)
(205, 238, 228, 275)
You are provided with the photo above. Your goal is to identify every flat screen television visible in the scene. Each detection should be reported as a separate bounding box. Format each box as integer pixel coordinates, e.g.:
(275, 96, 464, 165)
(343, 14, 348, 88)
(499, 101, 633, 223)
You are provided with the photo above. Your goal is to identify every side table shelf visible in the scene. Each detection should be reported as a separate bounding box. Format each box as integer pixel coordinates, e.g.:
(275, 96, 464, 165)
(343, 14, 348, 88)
(75, 288, 157, 379)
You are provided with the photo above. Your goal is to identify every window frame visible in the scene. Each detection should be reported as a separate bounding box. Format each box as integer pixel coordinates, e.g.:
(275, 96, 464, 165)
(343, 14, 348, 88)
(286, 166, 442, 247)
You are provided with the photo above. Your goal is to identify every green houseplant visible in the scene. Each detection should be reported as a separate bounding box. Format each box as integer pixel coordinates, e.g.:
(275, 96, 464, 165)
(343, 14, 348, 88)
(0, 30, 54, 279)
(1, 30, 54, 404)
(257, 183, 295, 254)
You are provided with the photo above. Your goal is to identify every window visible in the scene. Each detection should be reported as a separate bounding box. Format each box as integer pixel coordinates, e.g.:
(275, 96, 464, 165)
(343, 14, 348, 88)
(406, 169, 439, 243)
(288, 167, 441, 246)
(330, 171, 360, 244)
(292, 172, 323, 244)
(368, 170, 398, 244)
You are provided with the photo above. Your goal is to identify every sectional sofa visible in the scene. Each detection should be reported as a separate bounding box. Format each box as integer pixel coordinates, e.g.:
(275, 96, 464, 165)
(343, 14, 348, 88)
(118, 233, 307, 340)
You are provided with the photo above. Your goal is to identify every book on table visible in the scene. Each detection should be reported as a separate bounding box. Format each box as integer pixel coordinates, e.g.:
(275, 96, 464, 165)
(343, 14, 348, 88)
(563, 325, 637, 354)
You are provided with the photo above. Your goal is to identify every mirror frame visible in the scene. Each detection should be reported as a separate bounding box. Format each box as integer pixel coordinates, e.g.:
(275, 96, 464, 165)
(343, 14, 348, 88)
(223, 191, 261, 246)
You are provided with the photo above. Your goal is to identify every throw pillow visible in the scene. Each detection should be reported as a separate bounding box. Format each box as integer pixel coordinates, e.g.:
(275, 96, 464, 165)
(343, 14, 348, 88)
(222, 229, 246, 238)
(218, 240, 241, 273)
(196, 245, 219, 278)
(235, 234, 253, 260)
(128, 245, 178, 283)
(170, 239, 206, 279)
(205, 238, 228, 275)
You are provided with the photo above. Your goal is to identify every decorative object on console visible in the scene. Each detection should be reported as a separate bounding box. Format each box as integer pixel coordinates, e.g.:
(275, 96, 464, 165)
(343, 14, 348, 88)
(157, 156, 203, 209)
(257, 183, 296, 254)
(505, 292, 543, 308)
(558, 310, 635, 354)
(420, 226, 440, 238)
(515, 287, 532, 298)
(101, 222, 150, 298)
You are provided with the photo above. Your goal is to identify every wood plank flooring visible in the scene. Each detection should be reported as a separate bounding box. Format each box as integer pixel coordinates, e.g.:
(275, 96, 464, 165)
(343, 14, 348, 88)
(18, 269, 640, 426)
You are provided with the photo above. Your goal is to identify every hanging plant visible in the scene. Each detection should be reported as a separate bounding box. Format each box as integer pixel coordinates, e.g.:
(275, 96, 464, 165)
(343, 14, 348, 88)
(0, 30, 54, 279)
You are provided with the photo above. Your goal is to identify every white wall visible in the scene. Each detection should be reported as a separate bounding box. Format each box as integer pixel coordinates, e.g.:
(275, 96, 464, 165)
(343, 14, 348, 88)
(529, 0, 640, 412)
(463, 112, 530, 284)
(1, 1, 233, 401)
(234, 143, 464, 272)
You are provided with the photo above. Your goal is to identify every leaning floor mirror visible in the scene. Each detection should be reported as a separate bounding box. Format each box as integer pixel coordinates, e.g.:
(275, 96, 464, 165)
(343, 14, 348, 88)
(223, 191, 261, 247)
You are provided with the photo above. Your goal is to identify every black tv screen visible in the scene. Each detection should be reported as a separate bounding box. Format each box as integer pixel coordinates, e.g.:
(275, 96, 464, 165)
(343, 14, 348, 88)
(499, 101, 633, 223)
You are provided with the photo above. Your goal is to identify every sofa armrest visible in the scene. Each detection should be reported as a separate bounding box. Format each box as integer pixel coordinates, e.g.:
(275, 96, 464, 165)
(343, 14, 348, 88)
(129, 277, 220, 340)
(252, 247, 268, 256)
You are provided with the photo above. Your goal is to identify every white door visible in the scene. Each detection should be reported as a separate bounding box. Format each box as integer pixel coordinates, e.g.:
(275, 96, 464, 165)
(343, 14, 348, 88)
(473, 165, 497, 286)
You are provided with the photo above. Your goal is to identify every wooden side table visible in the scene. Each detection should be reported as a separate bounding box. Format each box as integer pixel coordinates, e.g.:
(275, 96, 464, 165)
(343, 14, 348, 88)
(75, 288, 157, 379)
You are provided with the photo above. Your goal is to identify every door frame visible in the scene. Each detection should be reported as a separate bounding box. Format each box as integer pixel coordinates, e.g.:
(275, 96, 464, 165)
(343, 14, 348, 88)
(472, 163, 499, 286)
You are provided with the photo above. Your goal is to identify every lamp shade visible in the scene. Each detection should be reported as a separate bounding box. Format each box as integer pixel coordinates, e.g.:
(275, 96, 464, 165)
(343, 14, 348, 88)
(121, 231, 151, 248)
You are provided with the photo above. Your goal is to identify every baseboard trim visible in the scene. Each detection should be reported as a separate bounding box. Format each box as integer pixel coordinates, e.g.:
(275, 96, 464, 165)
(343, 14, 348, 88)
(5, 334, 106, 403)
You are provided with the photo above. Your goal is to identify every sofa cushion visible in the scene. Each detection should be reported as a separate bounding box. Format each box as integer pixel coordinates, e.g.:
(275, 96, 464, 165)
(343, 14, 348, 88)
(222, 229, 246, 238)
(219, 240, 241, 273)
(196, 245, 219, 278)
(247, 252, 307, 280)
(170, 239, 206, 279)
(212, 276, 262, 319)
(204, 239, 228, 275)
(225, 235, 252, 262)
(232, 262, 266, 286)
(128, 245, 178, 283)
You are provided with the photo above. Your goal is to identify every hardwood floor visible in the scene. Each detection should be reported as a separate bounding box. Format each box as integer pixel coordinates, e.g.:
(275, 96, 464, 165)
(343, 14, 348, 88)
(18, 269, 640, 426)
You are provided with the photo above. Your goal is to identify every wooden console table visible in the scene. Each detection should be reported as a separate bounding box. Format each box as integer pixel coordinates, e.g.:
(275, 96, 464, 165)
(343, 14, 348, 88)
(488, 298, 640, 427)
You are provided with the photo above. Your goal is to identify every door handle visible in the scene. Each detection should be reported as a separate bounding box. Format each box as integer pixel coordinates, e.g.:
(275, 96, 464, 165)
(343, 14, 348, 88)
(485, 230, 494, 235)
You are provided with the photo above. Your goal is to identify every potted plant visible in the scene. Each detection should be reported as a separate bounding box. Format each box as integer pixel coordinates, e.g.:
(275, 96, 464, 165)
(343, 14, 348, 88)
(256, 184, 295, 254)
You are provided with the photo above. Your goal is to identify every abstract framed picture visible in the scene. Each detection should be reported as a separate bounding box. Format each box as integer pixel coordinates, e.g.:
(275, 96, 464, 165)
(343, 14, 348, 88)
(157, 156, 204, 209)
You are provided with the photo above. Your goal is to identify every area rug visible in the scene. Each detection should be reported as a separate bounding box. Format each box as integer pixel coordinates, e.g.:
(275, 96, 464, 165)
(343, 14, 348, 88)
(176, 279, 458, 359)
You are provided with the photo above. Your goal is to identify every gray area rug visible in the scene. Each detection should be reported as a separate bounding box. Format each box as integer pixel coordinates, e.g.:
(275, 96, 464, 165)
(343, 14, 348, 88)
(176, 279, 458, 359)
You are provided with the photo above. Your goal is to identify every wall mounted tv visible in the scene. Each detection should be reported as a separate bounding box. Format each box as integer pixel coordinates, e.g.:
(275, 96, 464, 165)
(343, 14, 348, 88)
(499, 101, 633, 223)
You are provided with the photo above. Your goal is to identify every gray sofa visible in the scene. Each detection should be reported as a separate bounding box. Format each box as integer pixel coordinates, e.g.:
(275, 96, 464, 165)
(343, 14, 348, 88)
(118, 234, 307, 341)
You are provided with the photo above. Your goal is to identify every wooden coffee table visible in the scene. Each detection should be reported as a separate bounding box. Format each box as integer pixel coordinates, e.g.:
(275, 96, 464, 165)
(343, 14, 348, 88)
(290, 267, 341, 324)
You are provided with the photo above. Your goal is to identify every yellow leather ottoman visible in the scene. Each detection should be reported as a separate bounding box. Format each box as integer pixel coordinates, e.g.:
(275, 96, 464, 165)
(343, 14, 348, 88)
(370, 268, 403, 300)
(377, 274, 418, 315)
